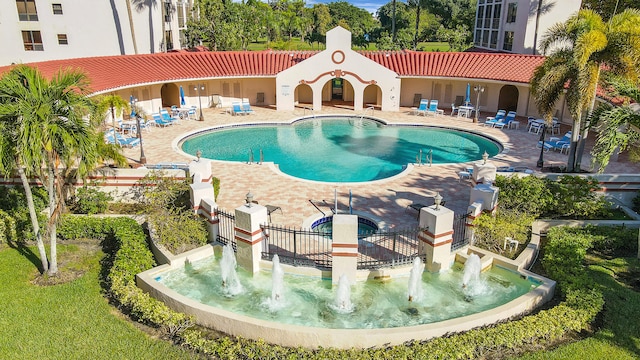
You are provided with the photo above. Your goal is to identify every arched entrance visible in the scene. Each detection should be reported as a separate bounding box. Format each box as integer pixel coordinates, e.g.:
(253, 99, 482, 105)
(497, 85, 519, 113)
(363, 84, 382, 108)
(161, 83, 180, 107)
(322, 78, 354, 109)
(294, 84, 313, 108)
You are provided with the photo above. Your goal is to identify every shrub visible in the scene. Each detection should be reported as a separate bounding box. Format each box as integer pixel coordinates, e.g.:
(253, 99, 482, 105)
(0, 210, 17, 245)
(0, 186, 48, 242)
(148, 210, 208, 254)
(494, 175, 554, 217)
(472, 210, 535, 257)
(70, 185, 113, 214)
(212, 177, 220, 201)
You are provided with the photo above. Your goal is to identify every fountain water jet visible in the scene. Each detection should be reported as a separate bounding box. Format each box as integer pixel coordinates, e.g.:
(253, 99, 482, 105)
(462, 253, 481, 289)
(331, 274, 354, 313)
(407, 257, 424, 302)
(220, 243, 243, 296)
(271, 254, 284, 302)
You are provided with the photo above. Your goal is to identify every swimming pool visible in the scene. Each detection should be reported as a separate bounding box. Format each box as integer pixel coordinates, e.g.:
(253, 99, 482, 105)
(181, 117, 501, 182)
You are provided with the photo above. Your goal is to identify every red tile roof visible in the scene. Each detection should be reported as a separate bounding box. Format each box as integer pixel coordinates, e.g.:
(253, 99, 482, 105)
(0, 50, 545, 94)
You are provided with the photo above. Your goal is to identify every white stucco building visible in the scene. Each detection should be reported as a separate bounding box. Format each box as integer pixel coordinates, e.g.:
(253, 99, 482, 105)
(1, 0, 194, 65)
(473, 0, 582, 54)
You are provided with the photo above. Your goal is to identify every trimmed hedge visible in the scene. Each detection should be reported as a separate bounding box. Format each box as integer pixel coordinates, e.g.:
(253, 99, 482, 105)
(58, 216, 611, 359)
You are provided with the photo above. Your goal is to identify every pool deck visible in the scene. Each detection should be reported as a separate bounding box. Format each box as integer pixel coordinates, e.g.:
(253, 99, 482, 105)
(118, 105, 640, 229)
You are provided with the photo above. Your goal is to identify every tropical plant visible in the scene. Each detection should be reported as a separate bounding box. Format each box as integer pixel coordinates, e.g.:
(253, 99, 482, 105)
(589, 77, 640, 172)
(0, 65, 121, 275)
(97, 94, 130, 133)
(530, 9, 640, 172)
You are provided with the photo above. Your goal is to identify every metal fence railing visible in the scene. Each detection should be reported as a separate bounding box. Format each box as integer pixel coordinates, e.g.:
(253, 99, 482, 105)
(216, 208, 236, 250)
(259, 224, 332, 269)
(357, 226, 427, 270)
(451, 212, 471, 251)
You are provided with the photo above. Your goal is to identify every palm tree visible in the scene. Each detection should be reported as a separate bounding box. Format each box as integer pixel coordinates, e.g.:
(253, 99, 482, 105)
(97, 94, 130, 133)
(590, 77, 640, 172)
(0, 65, 120, 275)
(408, 0, 426, 50)
(531, 9, 640, 172)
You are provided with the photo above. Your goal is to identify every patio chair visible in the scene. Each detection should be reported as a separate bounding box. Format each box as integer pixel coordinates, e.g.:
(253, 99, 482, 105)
(105, 129, 140, 148)
(242, 101, 255, 115)
(426, 100, 444, 116)
(152, 113, 173, 127)
(483, 110, 506, 127)
(493, 111, 516, 129)
(413, 99, 429, 116)
(160, 109, 180, 124)
(538, 131, 573, 153)
(231, 102, 247, 116)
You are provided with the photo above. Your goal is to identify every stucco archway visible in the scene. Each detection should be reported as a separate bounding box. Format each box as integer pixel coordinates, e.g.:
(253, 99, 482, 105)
(295, 84, 313, 107)
(363, 84, 382, 108)
(161, 83, 180, 107)
(497, 85, 519, 113)
(321, 78, 354, 109)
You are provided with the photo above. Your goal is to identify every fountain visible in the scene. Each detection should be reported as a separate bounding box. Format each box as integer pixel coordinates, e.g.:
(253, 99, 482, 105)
(219, 243, 243, 296)
(407, 257, 424, 302)
(462, 253, 481, 289)
(330, 274, 354, 313)
(271, 254, 284, 302)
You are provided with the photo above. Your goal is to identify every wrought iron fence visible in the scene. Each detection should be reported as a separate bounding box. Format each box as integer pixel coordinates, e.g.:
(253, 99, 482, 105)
(260, 224, 332, 269)
(451, 212, 471, 251)
(357, 226, 427, 270)
(216, 208, 236, 250)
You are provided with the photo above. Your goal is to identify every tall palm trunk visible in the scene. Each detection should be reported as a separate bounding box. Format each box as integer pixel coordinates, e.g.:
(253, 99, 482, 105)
(392, 0, 397, 43)
(111, 106, 117, 133)
(126, 0, 139, 54)
(575, 68, 601, 171)
(18, 166, 48, 272)
(46, 166, 58, 275)
(413, 6, 421, 50)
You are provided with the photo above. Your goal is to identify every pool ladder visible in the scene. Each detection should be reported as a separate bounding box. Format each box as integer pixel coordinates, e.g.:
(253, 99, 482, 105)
(303, 107, 315, 118)
(361, 106, 374, 119)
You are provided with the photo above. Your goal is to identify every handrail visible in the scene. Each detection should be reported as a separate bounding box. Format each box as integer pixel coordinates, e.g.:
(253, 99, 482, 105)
(303, 107, 315, 118)
(361, 106, 375, 119)
(308, 199, 326, 216)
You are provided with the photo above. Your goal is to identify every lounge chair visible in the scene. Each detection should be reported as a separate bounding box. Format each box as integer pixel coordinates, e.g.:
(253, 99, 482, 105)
(538, 131, 573, 153)
(152, 113, 173, 127)
(426, 100, 444, 116)
(231, 102, 246, 116)
(242, 101, 255, 115)
(160, 109, 179, 124)
(105, 129, 140, 148)
(483, 110, 506, 127)
(413, 99, 429, 116)
(493, 111, 516, 129)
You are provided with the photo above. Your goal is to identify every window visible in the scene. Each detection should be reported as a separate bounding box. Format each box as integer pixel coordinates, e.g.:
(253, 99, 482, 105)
(492, 4, 501, 28)
(475, 30, 482, 46)
(16, 0, 38, 21)
(22, 30, 43, 50)
(490, 31, 498, 49)
(503, 31, 514, 51)
(57, 34, 68, 45)
(52, 3, 62, 14)
(507, 3, 517, 23)
(164, 1, 172, 22)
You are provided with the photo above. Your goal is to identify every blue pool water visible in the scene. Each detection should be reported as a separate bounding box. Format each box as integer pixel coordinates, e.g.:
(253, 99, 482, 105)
(181, 118, 501, 182)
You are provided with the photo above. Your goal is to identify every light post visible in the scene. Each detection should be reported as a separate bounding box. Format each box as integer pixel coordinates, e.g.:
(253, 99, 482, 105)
(245, 191, 254, 207)
(537, 123, 547, 168)
(195, 84, 205, 121)
(473, 85, 485, 123)
(130, 97, 146, 165)
(434, 192, 443, 210)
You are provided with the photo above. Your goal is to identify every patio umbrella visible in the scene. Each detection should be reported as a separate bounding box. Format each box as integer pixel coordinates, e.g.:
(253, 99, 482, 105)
(465, 83, 471, 105)
(129, 95, 136, 117)
(179, 86, 186, 106)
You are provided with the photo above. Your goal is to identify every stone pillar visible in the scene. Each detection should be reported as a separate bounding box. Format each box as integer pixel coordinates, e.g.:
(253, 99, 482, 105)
(418, 205, 455, 272)
(234, 203, 268, 274)
(331, 214, 358, 285)
(466, 202, 484, 246)
(469, 183, 500, 214)
(472, 161, 497, 185)
(188, 158, 214, 213)
(199, 198, 219, 243)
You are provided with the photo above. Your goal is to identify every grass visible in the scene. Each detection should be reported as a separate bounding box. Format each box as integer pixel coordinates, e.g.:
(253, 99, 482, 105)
(516, 254, 640, 359)
(0, 243, 197, 360)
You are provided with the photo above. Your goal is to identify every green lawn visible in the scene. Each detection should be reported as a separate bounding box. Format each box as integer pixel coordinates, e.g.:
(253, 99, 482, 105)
(0, 244, 197, 360)
(516, 255, 640, 360)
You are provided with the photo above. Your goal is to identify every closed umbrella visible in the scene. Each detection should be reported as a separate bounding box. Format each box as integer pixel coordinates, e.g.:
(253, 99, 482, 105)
(465, 83, 471, 105)
(179, 86, 186, 106)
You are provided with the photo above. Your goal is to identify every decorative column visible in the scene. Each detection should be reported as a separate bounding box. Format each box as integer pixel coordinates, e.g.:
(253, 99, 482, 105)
(465, 202, 484, 246)
(199, 198, 219, 243)
(331, 214, 358, 285)
(188, 156, 214, 213)
(418, 200, 455, 272)
(234, 197, 268, 274)
(469, 183, 500, 214)
(472, 151, 497, 185)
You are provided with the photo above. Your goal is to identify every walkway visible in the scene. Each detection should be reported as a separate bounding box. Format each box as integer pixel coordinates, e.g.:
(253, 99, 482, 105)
(118, 105, 640, 229)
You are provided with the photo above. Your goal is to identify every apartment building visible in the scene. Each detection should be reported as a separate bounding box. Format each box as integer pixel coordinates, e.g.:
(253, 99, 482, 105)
(473, 0, 582, 54)
(1, 0, 194, 65)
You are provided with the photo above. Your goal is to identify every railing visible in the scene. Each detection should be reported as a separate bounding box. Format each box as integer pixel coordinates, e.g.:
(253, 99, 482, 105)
(451, 212, 471, 251)
(357, 226, 427, 269)
(303, 106, 315, 118)
(216, 208, 237, 250)
(260, 224, 332, 269)
(361, 106, 375, 119)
